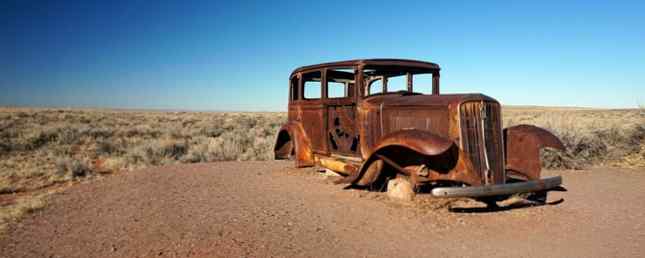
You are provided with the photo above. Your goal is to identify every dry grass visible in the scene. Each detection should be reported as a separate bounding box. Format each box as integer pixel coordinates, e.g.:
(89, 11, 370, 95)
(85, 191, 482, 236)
(503, 106, 645, 169)
(0, 108, 286, 231)
(0, 106, 643, 232)
(0, 108, 286, 193)
(0, 193, 47, 233)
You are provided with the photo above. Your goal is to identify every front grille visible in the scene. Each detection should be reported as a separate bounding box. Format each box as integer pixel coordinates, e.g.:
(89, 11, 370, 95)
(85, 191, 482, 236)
(460, 101, 505, 185)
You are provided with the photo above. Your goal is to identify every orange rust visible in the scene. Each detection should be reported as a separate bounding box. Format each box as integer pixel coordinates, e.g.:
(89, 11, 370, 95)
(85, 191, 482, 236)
(504, 124, 565, 180)
(275, 59, 565, 191)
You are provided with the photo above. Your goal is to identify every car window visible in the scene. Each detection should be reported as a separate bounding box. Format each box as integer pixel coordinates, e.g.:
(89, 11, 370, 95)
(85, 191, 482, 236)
(387, 75, 407, 92)
(304, 81, 321, 99)
(327, 68, 354, 99)
(302, 71, 322, 100)
(413, 73, 434, 94)
(328, 81, 346, 98)
(368, 78, 383, 95)
(364, 66, 437, 96)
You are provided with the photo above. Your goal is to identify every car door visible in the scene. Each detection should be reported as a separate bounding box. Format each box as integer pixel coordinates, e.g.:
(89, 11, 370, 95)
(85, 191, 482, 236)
(324, 68, 360, 157)
(299, 70, 326, 153)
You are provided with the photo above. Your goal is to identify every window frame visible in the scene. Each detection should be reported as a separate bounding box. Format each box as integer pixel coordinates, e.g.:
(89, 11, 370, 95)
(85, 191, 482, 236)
(301, 70, 323, 101)
(289, 75, 300, 101)
(324, 67, 356, 100)
(360, 67, 440, 97)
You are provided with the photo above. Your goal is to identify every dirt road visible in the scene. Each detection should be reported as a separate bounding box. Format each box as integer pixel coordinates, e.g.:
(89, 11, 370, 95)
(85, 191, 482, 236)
(1, 161, 644, 257)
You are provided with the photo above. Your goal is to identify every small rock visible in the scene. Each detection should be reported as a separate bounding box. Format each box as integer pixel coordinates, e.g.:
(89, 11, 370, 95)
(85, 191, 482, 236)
(386, 178, 415, 202)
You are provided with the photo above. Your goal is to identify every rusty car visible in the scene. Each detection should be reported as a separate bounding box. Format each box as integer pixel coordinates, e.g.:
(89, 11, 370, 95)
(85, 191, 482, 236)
(274, 59, 564, 204)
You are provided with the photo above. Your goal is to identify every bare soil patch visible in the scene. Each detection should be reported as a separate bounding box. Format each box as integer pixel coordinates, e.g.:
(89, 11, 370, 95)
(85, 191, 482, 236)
(1, 161, 643, 258)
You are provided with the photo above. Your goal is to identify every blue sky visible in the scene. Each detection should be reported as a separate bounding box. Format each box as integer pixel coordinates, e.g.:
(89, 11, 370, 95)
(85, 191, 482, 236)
(1, 0, 644, 111)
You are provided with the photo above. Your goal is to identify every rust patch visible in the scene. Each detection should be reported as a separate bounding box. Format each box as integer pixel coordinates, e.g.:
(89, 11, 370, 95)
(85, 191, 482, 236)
(504, 124, 565, 180)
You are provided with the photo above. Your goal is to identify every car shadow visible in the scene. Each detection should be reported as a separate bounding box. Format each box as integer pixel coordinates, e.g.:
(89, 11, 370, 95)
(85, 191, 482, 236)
(448, 186, 567, 213)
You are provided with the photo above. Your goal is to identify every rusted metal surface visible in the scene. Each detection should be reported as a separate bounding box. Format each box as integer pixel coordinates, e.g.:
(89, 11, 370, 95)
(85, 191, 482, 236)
(275, 59, 565, 199)
(274, 122, 314, 167)
(368, 129, 454, 157)
(504, 124, 565, 180)
(459, 101, 505, 184)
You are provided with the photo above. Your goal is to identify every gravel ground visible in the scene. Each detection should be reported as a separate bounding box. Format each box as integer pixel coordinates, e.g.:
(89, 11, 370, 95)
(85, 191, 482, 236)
(1, 161, 644, 257)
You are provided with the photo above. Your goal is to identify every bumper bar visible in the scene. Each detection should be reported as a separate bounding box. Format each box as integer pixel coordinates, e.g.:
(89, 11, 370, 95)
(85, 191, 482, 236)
(431, 176, 562, 198)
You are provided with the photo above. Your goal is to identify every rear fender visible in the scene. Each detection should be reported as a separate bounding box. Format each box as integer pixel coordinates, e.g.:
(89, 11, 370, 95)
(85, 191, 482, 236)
(349, 130, 483, 187)
(504, 124, 565, 180)
(274, 122, 314, 167)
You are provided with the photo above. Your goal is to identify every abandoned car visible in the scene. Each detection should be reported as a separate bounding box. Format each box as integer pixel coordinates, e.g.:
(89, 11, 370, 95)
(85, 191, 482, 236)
(274, 59, 564, 201)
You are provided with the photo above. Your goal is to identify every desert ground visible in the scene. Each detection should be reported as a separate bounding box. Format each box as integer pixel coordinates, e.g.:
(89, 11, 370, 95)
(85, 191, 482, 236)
(1, 161, 644, 257)
(0, 107, 644, 257)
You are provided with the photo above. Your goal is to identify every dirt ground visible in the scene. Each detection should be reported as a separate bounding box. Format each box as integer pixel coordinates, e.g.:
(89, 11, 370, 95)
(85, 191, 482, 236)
(1, 161, 644, 258)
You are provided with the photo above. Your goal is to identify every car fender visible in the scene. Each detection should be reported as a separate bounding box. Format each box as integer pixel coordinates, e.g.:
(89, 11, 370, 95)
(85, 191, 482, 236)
(504, 124, 565, 180)
(368, 129, 454, 157)
(345, 129, 483, 187)
(274, 122, 314, 167)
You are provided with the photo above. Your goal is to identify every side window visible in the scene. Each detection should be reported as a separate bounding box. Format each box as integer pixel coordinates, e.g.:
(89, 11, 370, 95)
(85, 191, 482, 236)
(387, 75, 407, 92)
(413, 73, 434, 94)
(327, 68, 355, 99)
(328, 81, 346, 98)
(303, 71, 322, 100)
(368, 78, 383, 95)
(290, 76, 299, 101)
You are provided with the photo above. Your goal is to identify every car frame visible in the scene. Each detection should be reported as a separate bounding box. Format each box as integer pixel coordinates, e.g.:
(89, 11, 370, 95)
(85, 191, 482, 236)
(274, 59, 564, 202)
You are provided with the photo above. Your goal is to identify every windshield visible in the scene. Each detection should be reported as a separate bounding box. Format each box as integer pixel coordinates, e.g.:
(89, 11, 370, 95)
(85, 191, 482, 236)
(363, 66, 437, 96)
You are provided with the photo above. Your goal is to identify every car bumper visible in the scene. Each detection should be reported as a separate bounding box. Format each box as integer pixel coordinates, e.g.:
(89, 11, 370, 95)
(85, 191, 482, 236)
(430, 176, 562, 198)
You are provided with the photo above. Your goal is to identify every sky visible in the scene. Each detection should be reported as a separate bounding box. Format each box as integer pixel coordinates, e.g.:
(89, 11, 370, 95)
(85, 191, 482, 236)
(1, 0, 644, 111)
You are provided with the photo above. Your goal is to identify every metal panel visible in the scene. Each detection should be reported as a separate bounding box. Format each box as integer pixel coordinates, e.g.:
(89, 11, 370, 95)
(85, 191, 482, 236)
(460, 101, 505, 184)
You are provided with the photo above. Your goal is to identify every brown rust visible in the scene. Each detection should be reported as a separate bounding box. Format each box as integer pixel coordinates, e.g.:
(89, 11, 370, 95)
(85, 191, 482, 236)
(504, 124, 565, 180)
(275, 122, 314, 167)
(275, 59, 565, 197)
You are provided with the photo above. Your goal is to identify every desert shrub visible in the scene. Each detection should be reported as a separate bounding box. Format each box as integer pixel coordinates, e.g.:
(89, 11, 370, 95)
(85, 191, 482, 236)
(208, 131, 248, 161)
(119, 124, 162, 138)
(125, 138, 187, 165)
(57, 127, 80, 145)
(157, 138, 187, 159)
(0, 143, 9, 154)
(55, 158, 91, 179)
(95, 138, 120, 156)
(181, 136, 210, 163)
(85, 127, 114, 139)
(24, 127, 60, 150)
(201, 125, 225, 138)
(101, 157, 127, 172)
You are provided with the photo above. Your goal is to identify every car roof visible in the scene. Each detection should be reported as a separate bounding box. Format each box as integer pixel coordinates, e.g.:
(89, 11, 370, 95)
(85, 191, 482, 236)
(291, 59, 440, 77)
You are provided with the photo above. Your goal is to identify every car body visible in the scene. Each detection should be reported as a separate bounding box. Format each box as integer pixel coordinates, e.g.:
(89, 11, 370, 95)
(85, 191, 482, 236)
(274, 59, 564, 201)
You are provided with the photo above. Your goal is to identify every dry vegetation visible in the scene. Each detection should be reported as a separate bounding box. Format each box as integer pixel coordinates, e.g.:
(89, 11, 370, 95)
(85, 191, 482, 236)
(503, 106, 645, 169)
(0, 106, 643, 231)
(0, 108, 286, 231)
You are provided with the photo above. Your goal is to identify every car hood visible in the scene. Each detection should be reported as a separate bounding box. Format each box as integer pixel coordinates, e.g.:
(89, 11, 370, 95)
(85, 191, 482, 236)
(360, 93, 499, 109)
